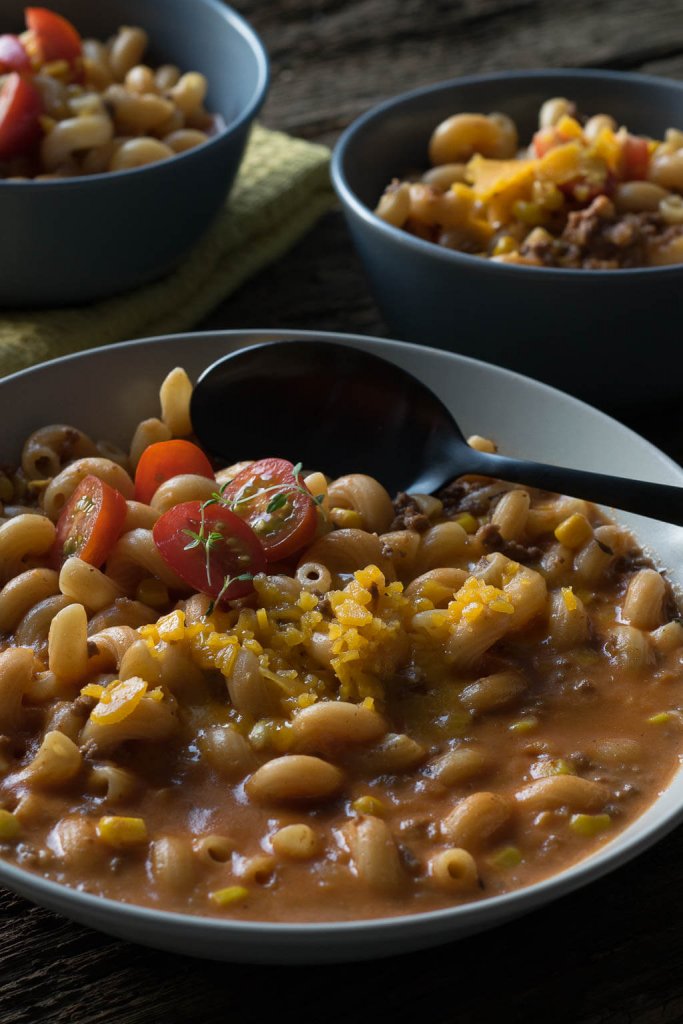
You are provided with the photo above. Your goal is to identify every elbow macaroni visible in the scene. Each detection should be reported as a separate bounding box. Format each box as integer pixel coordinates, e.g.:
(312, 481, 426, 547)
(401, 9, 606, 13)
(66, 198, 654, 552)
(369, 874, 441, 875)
(2, 23, 217, 180)
(0, 367, 681, 925)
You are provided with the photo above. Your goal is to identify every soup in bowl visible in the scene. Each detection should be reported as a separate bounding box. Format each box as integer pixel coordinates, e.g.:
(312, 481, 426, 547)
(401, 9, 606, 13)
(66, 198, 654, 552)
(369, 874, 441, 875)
(0, 329, 682, 962)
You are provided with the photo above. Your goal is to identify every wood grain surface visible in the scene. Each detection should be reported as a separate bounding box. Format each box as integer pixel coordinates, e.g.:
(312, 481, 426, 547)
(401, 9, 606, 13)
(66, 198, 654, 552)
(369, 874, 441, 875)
(3, 2, 683, 1021)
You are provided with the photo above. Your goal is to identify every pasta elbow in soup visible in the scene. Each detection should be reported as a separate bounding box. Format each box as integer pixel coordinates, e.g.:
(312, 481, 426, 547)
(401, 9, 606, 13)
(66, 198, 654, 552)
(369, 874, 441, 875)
(0, 367, 682, 923)
(0, 9, 218, 179)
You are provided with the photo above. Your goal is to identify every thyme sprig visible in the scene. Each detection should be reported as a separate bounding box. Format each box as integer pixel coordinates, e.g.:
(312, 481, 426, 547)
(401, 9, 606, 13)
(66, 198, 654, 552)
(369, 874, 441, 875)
(206, 572, 255, 616)
(186, 461, 324, 617)
(182, 502, 224, 587)
(206, 463, 326, 520)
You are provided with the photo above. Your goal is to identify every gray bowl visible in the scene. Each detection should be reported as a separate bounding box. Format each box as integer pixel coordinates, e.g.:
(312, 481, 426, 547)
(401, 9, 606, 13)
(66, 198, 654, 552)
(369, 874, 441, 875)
(331, 69, 683, 409)
(1, 0, 269, 307)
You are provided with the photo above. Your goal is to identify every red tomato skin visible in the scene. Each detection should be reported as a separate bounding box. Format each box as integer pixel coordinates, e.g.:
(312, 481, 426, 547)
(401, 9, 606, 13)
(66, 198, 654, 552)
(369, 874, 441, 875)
(25, 7, 82, 63)
(220, 458, 318, 561)
(134, 440, 215, 505)
(620, 135, 650, 181)
(0, 35, 30, 73)
(52, 476, 127, 570)
(153, 501, 266, 603)
(532, 128, 557, 159)
(0, 73, 43, 159)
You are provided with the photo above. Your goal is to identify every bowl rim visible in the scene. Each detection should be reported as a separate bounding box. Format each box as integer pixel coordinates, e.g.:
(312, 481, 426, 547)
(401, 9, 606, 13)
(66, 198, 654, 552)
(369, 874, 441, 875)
(0, 0, 270, 188)
(1, 326, 683, 950)
(331, 66, 683, 279)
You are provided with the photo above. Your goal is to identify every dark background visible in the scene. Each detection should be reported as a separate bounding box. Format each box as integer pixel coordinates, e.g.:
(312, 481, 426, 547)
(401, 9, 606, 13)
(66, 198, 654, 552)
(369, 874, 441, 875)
(3, 2, 683, 1022)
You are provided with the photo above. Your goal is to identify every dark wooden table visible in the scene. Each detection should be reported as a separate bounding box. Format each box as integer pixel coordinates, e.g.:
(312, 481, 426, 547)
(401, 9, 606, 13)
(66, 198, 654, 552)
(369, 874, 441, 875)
(3, 2, 683, 1021)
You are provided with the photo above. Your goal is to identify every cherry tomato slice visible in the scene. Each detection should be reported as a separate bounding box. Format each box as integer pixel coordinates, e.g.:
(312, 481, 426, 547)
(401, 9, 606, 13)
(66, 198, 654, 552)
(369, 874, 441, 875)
(0, 72, 42, 159)
(25, 7, 82, 64)
(153, 501, 266, 604)
(52, 475, 127, 569)
(219, 458, 318, 561)
(621, 135, 650, 181)
(0, 35, 30, 73)
(134, 440, 215, 505)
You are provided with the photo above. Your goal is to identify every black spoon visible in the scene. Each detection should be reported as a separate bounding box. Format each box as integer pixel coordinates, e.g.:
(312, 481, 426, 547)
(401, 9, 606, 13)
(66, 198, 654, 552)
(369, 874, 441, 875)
(190, 339, 683, 525)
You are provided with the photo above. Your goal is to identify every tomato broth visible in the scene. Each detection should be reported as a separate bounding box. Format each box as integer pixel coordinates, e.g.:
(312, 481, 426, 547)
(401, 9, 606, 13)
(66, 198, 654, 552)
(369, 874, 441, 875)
(0, 369, 682, 922)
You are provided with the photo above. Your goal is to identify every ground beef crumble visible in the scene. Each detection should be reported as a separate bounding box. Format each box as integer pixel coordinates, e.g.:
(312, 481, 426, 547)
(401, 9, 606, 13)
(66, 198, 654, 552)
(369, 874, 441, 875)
(520, 195, 670, 269)
(476, 523, 542, 564)
(390, 492, 430, 532)
(436, 479, 509, 519)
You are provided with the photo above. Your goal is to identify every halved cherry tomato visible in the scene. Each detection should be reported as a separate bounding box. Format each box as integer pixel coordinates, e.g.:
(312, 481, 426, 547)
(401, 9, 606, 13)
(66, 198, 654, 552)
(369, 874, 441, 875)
(0, 35, 30, 73)
(153, 501, 266, 604)
(620, 134, 650, 181)
(134, 440, 215, 505)
(219, 458, 318, 561)
(52, 475, 127, 569)
(25, 7, 82, 64)
(0, 72, 42, 158)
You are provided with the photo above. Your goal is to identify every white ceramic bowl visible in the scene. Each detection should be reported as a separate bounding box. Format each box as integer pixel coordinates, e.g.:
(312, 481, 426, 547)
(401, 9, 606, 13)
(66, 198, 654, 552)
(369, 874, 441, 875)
(1, 329, 683, 964)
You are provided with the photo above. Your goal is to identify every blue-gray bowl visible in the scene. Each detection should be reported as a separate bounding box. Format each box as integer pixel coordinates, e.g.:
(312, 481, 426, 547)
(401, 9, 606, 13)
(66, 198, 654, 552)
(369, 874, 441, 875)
(331, 69, 683, 409)
(1, 0, 269, 307)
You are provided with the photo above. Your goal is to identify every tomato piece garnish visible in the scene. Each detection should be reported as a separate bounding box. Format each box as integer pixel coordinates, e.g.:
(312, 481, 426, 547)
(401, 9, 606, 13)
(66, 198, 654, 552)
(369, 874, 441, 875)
(134, 440, 215, 505)
(25, 7, 82, 64)
(153, 501, 266, 605)
(620, 135, 650, 181)
(0, 35, 30, 73)
(0, 72, 42, 158)
(52, 475, 127, 569)
(219, 458, 319, 561)
(532, 128, 559, 159)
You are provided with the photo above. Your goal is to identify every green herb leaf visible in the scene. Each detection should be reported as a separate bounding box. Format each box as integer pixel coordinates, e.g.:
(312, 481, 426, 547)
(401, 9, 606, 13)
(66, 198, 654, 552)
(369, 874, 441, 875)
(206, 572, 255, 616)
(266, 492, 288, 515)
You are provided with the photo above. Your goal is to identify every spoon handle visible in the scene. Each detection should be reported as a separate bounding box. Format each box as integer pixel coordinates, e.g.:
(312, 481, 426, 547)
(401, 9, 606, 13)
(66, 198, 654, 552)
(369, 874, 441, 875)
(463, 451, 683, 526)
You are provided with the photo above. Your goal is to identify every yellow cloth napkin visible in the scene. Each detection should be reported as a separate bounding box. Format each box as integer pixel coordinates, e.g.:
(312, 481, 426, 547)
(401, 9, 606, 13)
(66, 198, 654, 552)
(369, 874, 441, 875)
(0, 124, 334, 377)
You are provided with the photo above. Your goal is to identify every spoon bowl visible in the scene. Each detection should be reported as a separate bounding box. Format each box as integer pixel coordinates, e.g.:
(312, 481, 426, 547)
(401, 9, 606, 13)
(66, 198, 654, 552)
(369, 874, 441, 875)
(190, 339, 683, 525)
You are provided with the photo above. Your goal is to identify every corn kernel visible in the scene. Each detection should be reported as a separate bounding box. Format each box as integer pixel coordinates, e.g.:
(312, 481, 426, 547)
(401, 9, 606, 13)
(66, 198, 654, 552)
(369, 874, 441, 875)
(569, 813, 611, 837)
(487, 845, 522, 869)
(329, 507, 363, 529)
(209, 885, 249, 908)
(561, 586, 578, 612)
(352, 795, 385, 816)
(492, 234, 518, 256)
(509, 716, 539, 733)
(554, 513, 593, 548)
(455, 512, 479, 534)
(513, 200, 545, 226)
(97, 815, 148, 848)
(136, 578, 170, 609)
(648, 712, 672, 725)
(532, 757, 576, 778)
(532, 178, 564, 210)
(0, 809, 20, 841)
